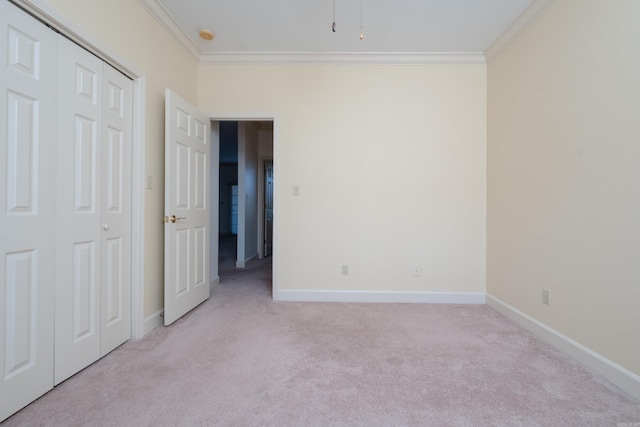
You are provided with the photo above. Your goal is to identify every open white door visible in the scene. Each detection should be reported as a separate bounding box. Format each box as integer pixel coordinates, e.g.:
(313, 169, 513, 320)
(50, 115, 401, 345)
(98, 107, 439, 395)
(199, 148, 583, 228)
(164, 90, 210, 325)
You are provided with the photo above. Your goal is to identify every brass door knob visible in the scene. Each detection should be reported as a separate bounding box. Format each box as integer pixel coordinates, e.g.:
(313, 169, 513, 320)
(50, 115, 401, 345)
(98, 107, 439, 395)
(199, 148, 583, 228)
(163, 215, 186, 223)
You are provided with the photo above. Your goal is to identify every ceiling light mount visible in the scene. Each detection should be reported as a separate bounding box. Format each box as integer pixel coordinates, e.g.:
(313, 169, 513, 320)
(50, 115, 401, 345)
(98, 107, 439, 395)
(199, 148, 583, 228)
(199, 29, 214, 41)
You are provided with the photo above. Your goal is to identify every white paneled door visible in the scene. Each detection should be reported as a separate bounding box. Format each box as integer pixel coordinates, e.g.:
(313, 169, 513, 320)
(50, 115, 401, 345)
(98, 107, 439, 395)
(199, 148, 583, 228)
(164, 90, 210, 325)
(100, 63, 133, 357)
(0, 1, 58, 420)
(54, 36, 104, 385)
(55, 40, 133, 384)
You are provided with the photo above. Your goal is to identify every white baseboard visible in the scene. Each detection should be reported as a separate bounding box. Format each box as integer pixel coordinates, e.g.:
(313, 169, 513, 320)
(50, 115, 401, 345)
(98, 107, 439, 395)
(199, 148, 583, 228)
(274, 290, 485, 304)
(236, 253, 259, 269)
(210, 276, 220, 292)
(143, 309, 164, 336)
(487, 294, 640, 401)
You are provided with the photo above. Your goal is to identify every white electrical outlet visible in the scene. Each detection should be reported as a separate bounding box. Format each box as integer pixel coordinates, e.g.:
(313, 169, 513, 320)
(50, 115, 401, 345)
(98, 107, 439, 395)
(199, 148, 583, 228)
(413, 266, 421, 277)
(145, 174, 152, 190)
(542, 289, 550, 305)
(341, 265, 349, 276)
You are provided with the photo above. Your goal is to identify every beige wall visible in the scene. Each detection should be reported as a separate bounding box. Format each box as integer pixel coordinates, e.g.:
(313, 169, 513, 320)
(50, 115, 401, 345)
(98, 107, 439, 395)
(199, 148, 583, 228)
(40, 0, 200, 316)
(487, 0, 640, 375)
(199, 64, 487, 294)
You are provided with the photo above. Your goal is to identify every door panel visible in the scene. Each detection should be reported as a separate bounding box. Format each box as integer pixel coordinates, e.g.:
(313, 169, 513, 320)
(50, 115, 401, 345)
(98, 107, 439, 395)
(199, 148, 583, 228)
(55, 38, 103, 385)
(4, 250, 38, 376)
(164, 89, 210, 325)
(100, 64, 132, 357)
(72, 242, 98, 341)
(0, 1, 57, 420)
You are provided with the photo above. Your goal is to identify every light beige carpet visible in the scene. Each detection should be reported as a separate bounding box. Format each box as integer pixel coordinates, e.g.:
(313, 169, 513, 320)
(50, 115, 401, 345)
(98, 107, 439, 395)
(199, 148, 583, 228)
(4, 256, 640, 426)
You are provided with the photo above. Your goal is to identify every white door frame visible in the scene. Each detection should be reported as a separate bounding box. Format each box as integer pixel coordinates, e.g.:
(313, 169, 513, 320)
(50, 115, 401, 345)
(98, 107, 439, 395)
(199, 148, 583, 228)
(13, 0, 147, 339)
(210, 114, 278, 299)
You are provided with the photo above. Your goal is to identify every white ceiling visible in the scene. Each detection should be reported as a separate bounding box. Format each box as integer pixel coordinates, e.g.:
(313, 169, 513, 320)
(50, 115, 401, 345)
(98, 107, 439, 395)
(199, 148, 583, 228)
(142, 0, 555, 63)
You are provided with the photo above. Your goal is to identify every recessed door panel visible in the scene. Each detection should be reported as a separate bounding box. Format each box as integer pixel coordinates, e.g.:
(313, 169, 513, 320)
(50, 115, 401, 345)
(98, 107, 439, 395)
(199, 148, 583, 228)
(195, 119, 206, 143)
(104, 238, 123, 326)
(7, 26, 39, 79)
(194, 149, 206, 210)
(75, 63, 98, 105)
(175, 143, 190, 209)
(106, 81, 124, 117)
(72, 242, 97, 342)
(3, 250, 37, 379)
(105, 126, 123, 213)
(194, 226, 206, 288)
(74, 115, 98, 213)
(175, 228, 189, 296)
(176, 107, 190, 135)
(6, 91, 37, 215)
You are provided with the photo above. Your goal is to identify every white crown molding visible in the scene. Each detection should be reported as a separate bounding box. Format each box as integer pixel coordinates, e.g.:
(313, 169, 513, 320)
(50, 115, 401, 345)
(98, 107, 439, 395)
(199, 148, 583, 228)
(484, 0, 557, 63)
(138, 0, 200, 61)
(133, 1, 484, 65)
(200, 52, 486, 65)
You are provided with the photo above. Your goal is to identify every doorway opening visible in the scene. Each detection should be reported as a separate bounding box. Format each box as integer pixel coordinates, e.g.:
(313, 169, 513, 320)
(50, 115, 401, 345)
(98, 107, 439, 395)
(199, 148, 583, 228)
(216, 120, 274, 285)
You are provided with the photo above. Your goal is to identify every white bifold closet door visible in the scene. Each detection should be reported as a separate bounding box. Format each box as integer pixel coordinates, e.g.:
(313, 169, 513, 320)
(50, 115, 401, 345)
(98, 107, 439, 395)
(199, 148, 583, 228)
(54, 35, 133, 385)
(0, 1, 133, 419)
(0, 1, 58, 420)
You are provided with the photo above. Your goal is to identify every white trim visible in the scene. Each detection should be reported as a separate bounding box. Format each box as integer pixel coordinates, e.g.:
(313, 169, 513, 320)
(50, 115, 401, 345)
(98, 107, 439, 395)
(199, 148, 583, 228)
(487, 294, 640, 401)
(12, 0, 148, 342)
(275, 290, 486, 304)
(271, 118, 279, 301)
(484, 0, 557, 63)
(208, 113, 279, 300)
(143, 309, 164, 336)
(131, 76, 146, 340)
(235, 253, 258, 269)
(245, 253, 258, 264)
(211, 113, 280, 122)
(137, 0, 200, 61)
(112, 1, 488, 66)
(200, 52, 485, 65)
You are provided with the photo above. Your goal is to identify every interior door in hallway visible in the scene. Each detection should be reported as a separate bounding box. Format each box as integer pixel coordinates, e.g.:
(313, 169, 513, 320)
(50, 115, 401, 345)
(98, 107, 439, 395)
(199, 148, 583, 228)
(264, 161, 274, 257)
(164, 89, 211, 325)
(0, 1, 58, 419)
